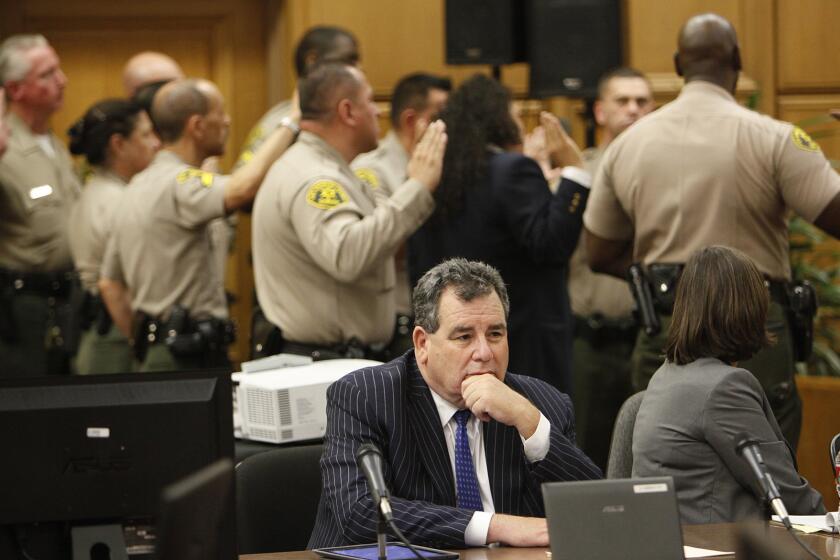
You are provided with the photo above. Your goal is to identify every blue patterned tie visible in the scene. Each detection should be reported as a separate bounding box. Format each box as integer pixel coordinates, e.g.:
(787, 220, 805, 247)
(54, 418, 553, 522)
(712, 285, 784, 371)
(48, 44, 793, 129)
(453, 409, 483, 511)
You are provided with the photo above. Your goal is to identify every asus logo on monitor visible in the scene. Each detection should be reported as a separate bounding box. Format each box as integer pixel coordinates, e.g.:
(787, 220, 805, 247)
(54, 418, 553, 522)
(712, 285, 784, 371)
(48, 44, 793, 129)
(64, 457, 132, 474)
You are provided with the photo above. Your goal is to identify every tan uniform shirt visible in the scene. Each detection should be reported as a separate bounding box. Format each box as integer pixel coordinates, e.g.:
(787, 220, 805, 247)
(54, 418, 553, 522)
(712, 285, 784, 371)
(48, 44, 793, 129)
(568, 147, 635, 319)
(0, 113, 81, 272)
(584, 81, 840, 280)
(233, 100, 292, 170)
(252, 131, 434, 345)
(68, 168, 126, 293)
(101, 150, 228, 319)
(352, 130, 412, 314)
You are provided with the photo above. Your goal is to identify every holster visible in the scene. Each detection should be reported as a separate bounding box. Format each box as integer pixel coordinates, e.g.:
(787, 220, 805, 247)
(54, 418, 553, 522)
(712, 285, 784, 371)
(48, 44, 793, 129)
(250, 306, 283, 360)
(627, 264, 662, 337)
(131, 311, 152, 363)
(786, 280, 817, 362)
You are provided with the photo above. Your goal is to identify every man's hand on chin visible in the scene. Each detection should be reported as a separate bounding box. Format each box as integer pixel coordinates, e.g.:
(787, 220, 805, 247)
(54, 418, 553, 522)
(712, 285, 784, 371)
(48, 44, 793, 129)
(460, 374, 541, 439)
(487, 514, 548, 547)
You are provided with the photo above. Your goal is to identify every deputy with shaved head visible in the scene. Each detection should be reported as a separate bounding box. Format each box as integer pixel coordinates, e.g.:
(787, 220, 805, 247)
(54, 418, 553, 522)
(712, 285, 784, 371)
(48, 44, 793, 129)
(99, 78, 296, 371)
(584, 13, 840, 449)
(122, 51, 184, 97)
(251, 63, 447, 360)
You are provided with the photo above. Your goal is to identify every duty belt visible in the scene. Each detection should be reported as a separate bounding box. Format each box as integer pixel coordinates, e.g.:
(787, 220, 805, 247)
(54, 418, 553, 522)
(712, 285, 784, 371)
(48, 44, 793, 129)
(574, 314, 638, 347)
(280, 337, 390, 362)
(645, 263, 790, 315)
(0, 268, 76, 297)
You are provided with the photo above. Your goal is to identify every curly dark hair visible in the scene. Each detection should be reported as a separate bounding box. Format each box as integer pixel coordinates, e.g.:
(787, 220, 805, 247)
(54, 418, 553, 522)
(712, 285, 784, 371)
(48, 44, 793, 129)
(435, 74, 521, 219)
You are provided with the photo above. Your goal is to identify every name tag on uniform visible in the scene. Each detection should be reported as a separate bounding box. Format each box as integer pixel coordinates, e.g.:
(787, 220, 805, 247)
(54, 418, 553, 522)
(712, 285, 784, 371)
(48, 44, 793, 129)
(29, 184, 53, 200)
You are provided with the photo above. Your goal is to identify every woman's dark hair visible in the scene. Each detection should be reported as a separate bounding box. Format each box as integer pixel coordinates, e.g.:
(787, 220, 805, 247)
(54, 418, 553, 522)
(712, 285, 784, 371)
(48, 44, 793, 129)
(665, 245, 774, 365)
(435, 74, 521, 219)
(68, 98, 145, 165)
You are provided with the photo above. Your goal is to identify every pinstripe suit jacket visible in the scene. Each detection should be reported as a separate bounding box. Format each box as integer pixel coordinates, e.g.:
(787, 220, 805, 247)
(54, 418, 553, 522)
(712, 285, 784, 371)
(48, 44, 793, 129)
(308, 350, 602, 549)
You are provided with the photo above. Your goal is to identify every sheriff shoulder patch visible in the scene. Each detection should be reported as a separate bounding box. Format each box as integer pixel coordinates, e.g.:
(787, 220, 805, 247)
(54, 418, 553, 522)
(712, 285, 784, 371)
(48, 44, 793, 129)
(355, 168, 380, 189)
(791, 126, 820, 153)
(177, 168, 215, 188)
(306, 180, 349, 210)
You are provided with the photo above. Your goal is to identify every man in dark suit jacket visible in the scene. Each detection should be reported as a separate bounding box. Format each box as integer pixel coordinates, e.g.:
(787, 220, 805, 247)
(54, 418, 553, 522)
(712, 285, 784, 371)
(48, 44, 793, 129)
(309, 259, 601, 550)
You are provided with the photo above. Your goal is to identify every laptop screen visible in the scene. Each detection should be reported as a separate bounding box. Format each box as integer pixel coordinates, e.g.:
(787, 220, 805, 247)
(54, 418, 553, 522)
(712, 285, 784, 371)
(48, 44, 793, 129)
(542, 477, 684, 560)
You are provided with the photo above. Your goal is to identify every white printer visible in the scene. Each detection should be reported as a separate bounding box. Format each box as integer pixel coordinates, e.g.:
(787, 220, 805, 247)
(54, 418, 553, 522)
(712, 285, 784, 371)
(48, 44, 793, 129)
(235, 357, 381, 444)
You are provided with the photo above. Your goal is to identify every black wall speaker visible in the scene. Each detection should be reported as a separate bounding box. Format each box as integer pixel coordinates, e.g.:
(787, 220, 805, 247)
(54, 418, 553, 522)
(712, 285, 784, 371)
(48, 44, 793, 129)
(527, 0, 623, 98)
(445, 0, 525, 65)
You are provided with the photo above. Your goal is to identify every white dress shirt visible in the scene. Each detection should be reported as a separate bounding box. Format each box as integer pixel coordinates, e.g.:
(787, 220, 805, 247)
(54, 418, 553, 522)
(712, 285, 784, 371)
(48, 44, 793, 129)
(429, 389, 552, 545)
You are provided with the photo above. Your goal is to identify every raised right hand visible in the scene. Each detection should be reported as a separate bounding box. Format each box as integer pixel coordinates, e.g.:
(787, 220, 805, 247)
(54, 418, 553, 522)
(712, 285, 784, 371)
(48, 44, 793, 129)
(407, 120, 447, 192)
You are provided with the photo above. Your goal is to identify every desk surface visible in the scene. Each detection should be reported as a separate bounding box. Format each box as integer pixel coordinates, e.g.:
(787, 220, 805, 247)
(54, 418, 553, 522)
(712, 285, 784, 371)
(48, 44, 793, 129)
(241, 523, 840, 560)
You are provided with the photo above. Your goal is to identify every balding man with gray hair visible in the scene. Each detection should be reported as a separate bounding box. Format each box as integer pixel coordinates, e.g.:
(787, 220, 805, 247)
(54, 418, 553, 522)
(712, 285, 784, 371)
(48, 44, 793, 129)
(99, 78, 296, 371)
(0, 34, 81, 377)
(251, 63, 447, 360)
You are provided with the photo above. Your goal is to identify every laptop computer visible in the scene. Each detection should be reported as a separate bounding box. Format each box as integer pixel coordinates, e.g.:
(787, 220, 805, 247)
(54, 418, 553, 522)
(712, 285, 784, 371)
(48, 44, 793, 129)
(542, 477, 684, 560)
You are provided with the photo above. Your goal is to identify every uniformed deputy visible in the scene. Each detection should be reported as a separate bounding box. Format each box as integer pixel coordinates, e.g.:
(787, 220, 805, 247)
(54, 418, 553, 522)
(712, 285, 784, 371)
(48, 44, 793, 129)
(251, 63, 447, 360)
(352, 72, 451, 353)
(99, 78, 299, 372)
(0, 35, 81, 377)
(584, 13, 840, 450)
(568, 67, 654, 470)
(234, 26, 360, 170)
(67, 99, 161, 374)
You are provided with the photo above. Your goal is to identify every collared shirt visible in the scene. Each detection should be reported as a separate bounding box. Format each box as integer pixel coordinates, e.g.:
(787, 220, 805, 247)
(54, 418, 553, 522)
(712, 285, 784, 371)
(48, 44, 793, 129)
(68, 168, 127, 293)
(352, 131, 413, 313)
(584, 80, 840, 280)
(568, 147, 634, 318)
(0, 112, 81, 272)
(429, 389, 551, 546)
(252, 131, 434, 345)
(101, 150, 228, 319)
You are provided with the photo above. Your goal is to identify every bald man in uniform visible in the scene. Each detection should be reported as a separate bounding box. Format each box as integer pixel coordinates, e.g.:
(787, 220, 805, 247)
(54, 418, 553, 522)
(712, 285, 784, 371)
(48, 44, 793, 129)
(235, 26, 360, 170)
(0, 34, 80, 377)
(584, 13, 840, 449)
(99, 78, 298, 371)
(352, 72, 451, 352)
(122, 51, 184, 97)
(251, 63, 446, 360)
(569, 67, 653, 470)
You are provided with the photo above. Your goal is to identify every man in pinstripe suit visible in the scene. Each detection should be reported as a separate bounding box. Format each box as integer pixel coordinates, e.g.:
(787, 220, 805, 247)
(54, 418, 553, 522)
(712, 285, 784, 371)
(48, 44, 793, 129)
(309, 259, 602, 550)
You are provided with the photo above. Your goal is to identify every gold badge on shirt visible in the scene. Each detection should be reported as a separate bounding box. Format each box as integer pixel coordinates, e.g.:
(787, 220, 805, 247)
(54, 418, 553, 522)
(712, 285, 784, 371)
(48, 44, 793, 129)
(791, 127, 821, 153)
(177, 168, 215, 188)
(355, 168, 380, 189)
(306, 180, 349, 210)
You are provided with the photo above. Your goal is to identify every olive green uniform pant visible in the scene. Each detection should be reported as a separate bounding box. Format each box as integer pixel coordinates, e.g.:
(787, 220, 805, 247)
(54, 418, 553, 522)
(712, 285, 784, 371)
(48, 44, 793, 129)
(74, 324, 135, 375)
(631, 302, 802, 449)
(0, 294, 72, 377)
(572, 333, 635, 471)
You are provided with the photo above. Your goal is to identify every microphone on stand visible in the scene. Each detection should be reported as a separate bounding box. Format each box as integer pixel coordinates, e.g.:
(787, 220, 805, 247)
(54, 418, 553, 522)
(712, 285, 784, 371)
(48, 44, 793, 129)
(357, 443, 394, 522)
(733, 432, 791, 529)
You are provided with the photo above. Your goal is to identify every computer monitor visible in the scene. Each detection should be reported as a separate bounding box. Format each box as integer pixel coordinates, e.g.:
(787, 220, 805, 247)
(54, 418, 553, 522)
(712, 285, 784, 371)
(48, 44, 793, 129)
(0, 369, 235, 560)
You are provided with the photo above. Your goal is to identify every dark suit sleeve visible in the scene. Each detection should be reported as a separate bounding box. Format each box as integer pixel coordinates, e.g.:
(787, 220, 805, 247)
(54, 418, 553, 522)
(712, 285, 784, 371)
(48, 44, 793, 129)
(518, 376, 603, 481)
(701, 368, 825, 515)
(494, 154, 589, 264)
(319, 375, 475, 548)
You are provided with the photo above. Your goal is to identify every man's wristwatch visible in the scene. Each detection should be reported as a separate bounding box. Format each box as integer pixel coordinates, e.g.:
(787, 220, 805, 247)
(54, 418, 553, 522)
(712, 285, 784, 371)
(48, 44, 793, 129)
(279, 116, 300, 137)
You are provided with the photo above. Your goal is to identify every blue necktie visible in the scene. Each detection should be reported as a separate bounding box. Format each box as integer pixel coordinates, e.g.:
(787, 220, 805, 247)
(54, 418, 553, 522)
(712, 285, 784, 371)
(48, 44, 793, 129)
(453, 409, 483, 511)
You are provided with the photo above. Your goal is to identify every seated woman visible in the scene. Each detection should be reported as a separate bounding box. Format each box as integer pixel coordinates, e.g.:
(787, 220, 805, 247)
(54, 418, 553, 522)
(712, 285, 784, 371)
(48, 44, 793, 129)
(67, 99, 160, 374)
(632, 245, 825, 523)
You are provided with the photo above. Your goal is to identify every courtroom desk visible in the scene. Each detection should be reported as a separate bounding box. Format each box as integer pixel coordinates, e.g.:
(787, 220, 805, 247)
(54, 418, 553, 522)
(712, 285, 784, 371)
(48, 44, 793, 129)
(239, 523, 840, 560)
